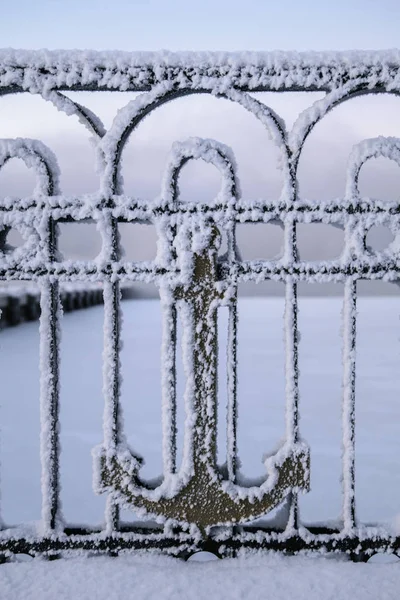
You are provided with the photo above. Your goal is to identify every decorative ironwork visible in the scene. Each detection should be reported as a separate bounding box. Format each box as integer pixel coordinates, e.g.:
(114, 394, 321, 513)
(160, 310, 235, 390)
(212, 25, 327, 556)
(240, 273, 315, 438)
(0, 50, 399, 561)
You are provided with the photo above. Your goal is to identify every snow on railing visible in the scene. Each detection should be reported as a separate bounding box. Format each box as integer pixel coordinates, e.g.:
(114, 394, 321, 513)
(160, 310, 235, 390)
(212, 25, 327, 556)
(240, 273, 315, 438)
(0, 50, 399, 561)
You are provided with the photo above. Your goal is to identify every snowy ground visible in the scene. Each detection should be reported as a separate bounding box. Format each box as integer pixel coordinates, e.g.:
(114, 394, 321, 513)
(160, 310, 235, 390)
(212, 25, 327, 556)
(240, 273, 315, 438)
(1, 553, 400, 600)
(1, 296, 400, 597)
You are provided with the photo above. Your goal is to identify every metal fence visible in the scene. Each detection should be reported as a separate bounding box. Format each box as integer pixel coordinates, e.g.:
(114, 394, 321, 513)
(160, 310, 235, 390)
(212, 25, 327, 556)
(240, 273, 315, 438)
(0, 50, 399, 561)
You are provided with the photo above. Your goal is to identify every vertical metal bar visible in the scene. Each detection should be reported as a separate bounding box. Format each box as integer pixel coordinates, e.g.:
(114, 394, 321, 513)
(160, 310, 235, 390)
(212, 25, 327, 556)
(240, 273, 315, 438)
(160, 290, 177, 475)
(284, 281, 299, 444)
(342, 278, 357, 530)
(160, 214, 178, 535)
(226, 223, 238, 483)
(102, 216, 122, 532)
(226, 300, 238, 483)
(39, 216, 61, 532)
(284, 220, 299, 528)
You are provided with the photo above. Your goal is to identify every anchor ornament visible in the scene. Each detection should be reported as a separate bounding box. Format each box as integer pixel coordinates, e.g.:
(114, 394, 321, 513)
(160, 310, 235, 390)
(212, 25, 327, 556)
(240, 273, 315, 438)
(94, 220, 310, 529)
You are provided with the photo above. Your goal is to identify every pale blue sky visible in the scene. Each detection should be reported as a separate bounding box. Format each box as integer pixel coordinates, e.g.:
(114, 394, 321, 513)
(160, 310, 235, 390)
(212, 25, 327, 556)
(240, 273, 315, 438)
(1, 0, 399, 51)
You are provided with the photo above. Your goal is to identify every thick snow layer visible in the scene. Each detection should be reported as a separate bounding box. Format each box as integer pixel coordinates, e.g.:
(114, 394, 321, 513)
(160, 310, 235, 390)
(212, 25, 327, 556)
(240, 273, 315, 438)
(1, 49, 400, 93)
(1, 553, 400, 600)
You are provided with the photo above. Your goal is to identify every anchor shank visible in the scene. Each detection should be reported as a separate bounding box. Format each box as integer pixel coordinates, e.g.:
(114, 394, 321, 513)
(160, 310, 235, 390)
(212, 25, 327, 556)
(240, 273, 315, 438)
(188, 238, 219, 473)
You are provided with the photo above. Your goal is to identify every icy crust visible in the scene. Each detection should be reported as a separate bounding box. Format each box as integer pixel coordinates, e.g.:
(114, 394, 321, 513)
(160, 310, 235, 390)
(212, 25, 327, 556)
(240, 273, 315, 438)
(1, 49, 400, 93)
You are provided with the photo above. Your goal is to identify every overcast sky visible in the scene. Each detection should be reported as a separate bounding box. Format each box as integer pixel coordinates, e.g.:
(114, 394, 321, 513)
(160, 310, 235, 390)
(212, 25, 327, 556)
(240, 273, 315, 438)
(1, 0, 400, 295)
(2, 0, 400, 52)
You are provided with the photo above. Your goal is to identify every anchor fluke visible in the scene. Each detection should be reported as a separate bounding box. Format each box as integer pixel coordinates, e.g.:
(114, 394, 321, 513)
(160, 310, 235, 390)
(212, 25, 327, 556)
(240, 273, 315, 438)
(94, 441, 310, 528)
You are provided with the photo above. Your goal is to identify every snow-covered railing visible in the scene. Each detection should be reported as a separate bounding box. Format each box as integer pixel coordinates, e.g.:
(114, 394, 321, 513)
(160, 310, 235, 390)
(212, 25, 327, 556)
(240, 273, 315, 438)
(0, 50, 400, 561)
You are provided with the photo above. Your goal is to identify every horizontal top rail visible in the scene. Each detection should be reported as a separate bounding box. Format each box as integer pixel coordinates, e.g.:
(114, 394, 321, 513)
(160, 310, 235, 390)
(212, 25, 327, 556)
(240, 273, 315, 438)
(1, 49, 400, 93)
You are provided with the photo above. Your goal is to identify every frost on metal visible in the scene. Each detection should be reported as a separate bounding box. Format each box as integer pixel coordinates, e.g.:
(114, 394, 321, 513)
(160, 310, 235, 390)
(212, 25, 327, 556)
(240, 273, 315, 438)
(0, 50, 399, 560)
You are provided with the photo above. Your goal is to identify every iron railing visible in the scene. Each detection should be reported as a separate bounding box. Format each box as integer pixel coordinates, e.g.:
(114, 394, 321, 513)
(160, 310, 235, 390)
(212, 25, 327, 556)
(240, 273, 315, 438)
(0, 50, 400, 561)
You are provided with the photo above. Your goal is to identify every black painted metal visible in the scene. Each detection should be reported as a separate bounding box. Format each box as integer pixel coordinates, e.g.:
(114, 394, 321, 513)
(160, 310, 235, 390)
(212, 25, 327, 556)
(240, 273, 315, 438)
(0, 51, 399, 560)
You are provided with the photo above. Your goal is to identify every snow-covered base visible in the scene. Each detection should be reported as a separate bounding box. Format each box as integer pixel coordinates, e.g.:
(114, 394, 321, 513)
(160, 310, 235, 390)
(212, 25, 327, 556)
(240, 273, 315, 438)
(1, 553, 400, 600)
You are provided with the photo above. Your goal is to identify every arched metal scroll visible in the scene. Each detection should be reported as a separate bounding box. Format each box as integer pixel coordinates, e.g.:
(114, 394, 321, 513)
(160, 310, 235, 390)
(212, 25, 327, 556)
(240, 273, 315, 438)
(0, 50, 400, 560)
